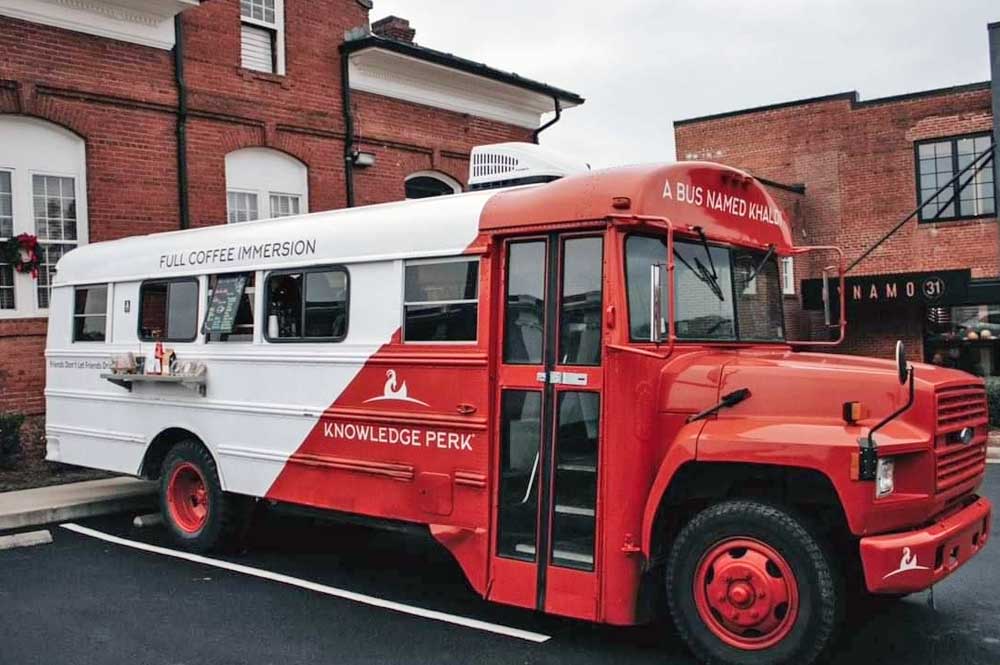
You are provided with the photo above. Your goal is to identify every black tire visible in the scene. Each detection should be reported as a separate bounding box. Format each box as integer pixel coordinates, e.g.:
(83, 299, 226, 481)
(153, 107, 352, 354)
(665, 500, 842, 665)
(159, 439, 249, 553)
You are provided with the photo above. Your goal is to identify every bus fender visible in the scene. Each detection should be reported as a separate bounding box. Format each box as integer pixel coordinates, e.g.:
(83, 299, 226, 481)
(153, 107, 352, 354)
(639, 422, 703, 560)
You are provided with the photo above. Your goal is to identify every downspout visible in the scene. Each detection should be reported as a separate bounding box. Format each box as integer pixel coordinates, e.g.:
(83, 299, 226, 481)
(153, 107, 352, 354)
(340, 46, 356, 208)
(174, 14, 190, 229)
(989, 22, 1000, 271)
(532, 96, 562, 144)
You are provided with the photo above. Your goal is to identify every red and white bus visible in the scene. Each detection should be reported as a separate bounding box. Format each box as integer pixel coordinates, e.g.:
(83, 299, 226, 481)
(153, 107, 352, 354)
(46, 143, 991, 665)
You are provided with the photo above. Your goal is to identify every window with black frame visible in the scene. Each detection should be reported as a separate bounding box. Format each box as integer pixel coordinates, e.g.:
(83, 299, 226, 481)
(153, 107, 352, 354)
(403, 257, 479, 342)
(139, 279, 199, 342)
(204, 273, 255, 343)
(73, 285, 107, 342)
(266, 267, 348, 341)
(916, 134, 995, 221)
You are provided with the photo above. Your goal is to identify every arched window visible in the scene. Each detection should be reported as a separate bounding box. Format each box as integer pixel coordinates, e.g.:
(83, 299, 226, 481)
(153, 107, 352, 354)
(0, 115, 88, 315)
(405, 171, 462, 199)
(225, 148, 308, 223)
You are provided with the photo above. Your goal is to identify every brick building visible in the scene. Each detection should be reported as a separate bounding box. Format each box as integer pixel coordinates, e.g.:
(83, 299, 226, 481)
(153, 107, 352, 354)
(0, 0, 582, 414)
(675, 28, 999, 378)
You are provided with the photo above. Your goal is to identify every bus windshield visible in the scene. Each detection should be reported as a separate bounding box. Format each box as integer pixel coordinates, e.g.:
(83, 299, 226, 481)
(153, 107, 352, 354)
(625, 236, 785, 342)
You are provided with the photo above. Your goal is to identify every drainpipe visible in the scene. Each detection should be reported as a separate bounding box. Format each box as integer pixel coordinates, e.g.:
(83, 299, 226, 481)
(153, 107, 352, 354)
(532, 97, 562, 144)
(340, 47, 356, 208)
(989, 22, 1000, 270)
(174, 14, 191, 229)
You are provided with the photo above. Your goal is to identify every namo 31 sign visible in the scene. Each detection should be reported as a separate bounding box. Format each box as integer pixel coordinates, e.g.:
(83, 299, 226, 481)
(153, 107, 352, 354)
(802, 269, 970, 311)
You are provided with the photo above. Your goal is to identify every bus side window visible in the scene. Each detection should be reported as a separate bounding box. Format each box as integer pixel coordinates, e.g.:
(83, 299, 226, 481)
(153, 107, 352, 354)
(403, 257, 479, 343)
(205, 272, 255, 343)
(72, 285, 108, 342)
(265, 266, 349, 342)
(139, 278, 199, 342)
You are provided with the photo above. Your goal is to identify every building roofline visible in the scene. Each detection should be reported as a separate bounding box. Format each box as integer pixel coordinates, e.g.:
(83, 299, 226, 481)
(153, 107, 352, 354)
(755, 175, 806, 195)
(674, 80, 991, 127)
(341, 35, 585, 105)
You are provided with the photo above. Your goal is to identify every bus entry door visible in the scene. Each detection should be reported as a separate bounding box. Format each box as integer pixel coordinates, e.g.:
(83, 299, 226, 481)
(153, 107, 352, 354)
(489, 232, 605, 620)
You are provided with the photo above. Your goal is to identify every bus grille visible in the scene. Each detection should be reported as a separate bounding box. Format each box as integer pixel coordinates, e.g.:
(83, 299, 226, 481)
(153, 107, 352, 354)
(935, 384, 988, 493)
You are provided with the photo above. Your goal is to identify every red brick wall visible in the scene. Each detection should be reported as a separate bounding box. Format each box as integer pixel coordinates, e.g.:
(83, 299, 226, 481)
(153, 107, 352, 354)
(0, 0, 534, 414)
(676, 86, 997, 358)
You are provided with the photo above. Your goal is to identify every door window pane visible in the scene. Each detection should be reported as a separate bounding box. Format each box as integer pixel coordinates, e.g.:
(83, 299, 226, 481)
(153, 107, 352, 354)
(504, 241, 546, 364)
(559, 237, 603, 365)
(497, 390, 542, 562)
(140, 279, 198, 341)
(73, 285, 107, 342)
(625, 235, 667, 340)
(551, 391, 599, 570)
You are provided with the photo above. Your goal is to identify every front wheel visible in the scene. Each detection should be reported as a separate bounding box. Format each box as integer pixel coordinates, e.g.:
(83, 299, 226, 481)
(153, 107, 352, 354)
(665, 500, 842, 665)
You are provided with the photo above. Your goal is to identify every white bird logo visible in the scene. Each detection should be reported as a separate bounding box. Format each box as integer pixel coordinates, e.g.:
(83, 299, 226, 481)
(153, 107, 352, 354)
(363, 369, 429, 406)
(882, 546, 929, 579)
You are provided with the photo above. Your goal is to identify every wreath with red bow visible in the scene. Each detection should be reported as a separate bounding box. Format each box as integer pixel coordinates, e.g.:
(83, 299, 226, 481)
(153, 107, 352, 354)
(2, 233, 40, 278)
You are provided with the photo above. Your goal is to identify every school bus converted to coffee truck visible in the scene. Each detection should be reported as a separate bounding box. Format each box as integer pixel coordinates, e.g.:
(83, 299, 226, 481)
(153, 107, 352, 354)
(46, 143, 991, 665)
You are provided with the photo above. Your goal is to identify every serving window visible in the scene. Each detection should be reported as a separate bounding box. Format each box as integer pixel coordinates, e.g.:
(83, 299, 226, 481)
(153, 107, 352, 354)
(139, 278, 198, 342)
(265, 266, 348, 342)
(403, 257, 479, 343)
(204, 272, 255, 343)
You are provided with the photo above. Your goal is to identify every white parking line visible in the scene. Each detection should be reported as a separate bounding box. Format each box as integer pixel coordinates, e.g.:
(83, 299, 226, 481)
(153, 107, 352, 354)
(60, 522, 550, 644)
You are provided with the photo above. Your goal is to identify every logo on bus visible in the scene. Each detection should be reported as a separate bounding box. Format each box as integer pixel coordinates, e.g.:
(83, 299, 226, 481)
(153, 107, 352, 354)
(363, 369, 429, 407)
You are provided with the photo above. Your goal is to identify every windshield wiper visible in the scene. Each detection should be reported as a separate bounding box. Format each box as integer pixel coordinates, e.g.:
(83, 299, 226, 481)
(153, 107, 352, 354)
(673, 249, 725, 301)
(694, 227, 717, 279)
(687, 388, 752, 423)
(745, 244, 776, 284)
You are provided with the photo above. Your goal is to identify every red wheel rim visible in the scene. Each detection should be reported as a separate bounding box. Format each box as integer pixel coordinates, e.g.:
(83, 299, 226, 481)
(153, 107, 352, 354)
(166, 462, 210, 534)
(693, 537, 799, 651)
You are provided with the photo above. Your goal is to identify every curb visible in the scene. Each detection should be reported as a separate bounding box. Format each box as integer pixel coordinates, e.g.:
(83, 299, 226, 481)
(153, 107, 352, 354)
(0, 477, 156, 531)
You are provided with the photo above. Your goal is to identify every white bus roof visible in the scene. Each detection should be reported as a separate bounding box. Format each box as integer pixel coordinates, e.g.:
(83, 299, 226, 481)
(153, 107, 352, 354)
(54, 188, 498, 287)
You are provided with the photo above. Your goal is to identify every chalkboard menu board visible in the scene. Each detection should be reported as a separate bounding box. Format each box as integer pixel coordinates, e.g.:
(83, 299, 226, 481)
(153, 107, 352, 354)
(203, 274, 248, 334)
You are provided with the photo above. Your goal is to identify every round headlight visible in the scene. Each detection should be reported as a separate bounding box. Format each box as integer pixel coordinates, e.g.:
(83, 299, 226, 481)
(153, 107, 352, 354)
(958, 427, 975, 445)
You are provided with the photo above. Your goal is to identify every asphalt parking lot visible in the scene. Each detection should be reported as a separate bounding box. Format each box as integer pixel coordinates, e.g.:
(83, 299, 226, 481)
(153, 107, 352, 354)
(2, 466, 999, 665)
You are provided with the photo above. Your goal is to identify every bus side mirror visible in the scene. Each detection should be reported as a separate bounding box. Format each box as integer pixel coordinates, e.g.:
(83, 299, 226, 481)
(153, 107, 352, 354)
(650, 263, 668, 343)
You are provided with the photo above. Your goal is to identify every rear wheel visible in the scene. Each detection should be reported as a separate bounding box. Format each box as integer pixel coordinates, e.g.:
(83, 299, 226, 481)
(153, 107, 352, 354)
(159, 440, 248, 552)
(666, 500, 842, 665)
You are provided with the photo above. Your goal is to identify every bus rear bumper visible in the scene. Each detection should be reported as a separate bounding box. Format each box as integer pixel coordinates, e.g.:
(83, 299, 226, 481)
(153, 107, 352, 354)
(859, 497, 991, 594)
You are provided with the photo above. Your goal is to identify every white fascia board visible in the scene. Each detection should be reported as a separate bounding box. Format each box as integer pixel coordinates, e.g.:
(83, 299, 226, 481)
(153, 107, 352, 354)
(0, 0, 200, 50)
(348, 48, 574, 129)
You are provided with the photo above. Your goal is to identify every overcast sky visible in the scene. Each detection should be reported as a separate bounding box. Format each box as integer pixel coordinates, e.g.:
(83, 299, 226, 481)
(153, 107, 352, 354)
(371, 1, 998, 169)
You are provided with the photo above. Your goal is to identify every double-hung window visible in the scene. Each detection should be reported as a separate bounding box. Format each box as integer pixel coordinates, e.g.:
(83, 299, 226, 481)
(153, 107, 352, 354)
(34, 174, 80, 309)
(0, 171, 13, 310)
(240, 0, 284, 75)
(916, 134, 995, 221)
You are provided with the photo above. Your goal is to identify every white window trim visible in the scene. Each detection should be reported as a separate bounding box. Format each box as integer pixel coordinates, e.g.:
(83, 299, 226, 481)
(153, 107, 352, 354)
(405, 171, 462, 199)
(240, 0, 285, 75)
(225, 148, 308, 222)
(781, 256, 795, 295)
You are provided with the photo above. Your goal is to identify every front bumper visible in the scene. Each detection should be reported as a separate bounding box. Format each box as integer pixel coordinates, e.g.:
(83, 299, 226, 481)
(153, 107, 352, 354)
(860, 497, 991, 594)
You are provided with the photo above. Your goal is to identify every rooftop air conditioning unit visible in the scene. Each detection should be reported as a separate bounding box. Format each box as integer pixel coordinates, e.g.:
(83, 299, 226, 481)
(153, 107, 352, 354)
(468, 142, 589, 191)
